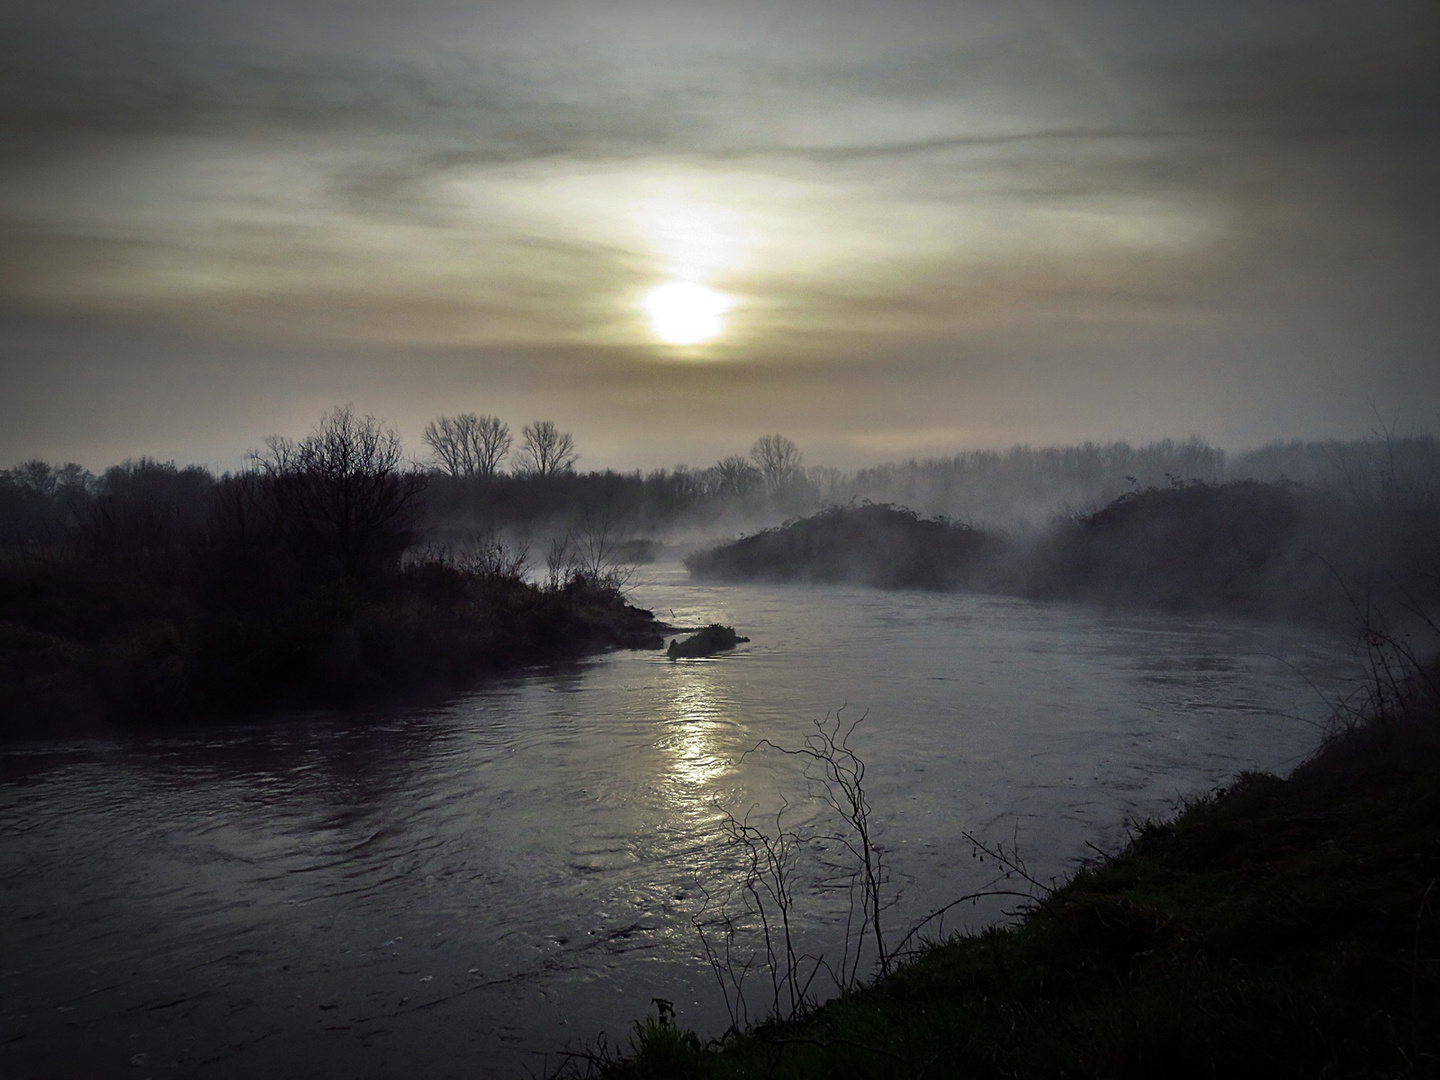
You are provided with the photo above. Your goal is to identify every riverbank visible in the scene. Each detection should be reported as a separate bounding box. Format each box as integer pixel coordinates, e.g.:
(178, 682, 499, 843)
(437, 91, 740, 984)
(601, 660, 1440, 1079)
(0, 568, 1369, 1078)
(685, 484, 1440, 626)
(0, 558, 668, 738)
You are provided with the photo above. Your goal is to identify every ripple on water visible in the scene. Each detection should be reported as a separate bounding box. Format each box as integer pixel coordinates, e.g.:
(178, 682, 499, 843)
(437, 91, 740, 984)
(0, 569, 1362, 1077)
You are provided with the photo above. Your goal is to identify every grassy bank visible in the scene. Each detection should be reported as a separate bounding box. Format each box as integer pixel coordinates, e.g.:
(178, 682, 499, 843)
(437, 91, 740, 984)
(598, 663, 1440, 1079)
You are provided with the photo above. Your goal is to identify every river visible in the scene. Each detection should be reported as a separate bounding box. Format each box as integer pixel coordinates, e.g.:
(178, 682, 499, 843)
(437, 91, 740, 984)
(0, 567, 1363, 1078)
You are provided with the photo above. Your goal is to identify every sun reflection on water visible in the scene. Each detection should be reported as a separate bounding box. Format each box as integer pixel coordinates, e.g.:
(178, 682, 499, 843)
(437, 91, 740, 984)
(655, 664, 742, 802)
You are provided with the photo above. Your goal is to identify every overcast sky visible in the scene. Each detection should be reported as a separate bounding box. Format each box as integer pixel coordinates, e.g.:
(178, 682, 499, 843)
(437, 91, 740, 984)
(2, 0, 1437, 473)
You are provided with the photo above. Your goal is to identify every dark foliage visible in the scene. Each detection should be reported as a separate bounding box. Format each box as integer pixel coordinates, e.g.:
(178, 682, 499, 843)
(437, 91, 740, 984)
(682, 481, 1438, 625)
(1027, 478, 1440, 621)
(251, 406, 427, 584)
(0, 546, 665, 737)
(685, 504, 1006, 590)
(0, 412, 667, 737)
(666, 623, 749, 659)
(1029, 479, 1305, 614)
(420, 468, 709, 544)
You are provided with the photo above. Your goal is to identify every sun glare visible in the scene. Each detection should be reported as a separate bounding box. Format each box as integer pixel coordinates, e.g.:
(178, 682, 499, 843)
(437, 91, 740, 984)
(642, 281, 732, 346)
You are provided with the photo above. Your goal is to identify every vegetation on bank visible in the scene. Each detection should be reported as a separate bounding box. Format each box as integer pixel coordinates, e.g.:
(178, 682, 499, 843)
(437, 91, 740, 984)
(685, 504, 1005, 591)
(0, 557, 665, 738)
(1025, 478, 1327, 617)
(590, 656, 1440, 1079)
(666, 624, 750, 660)
(0, 408, 665, 737)
(4, 417, 1439, 734)
(685, 478, 1440, 623)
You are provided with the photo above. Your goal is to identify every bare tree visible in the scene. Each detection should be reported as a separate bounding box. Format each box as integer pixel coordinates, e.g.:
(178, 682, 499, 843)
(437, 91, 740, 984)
(252, 405, 427, 581)
(3, 460, 93, 533)
(0, 459, 94, 556)
(713, 455, 762, 499)
(566, 502, 641, 593)
(516, 421, 578, 477)
(10, 459, 56, 495)
(422, 413, 511, 477)
(750, 434, 803, 494)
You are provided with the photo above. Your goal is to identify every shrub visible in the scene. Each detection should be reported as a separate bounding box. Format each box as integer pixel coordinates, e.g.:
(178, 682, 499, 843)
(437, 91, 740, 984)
(685, 503, 1004, 590)
(666, 624, 748, 659)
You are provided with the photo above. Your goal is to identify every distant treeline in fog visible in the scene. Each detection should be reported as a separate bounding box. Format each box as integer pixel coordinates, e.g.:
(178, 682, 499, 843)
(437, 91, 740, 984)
(832, 435, 1440, 532)
(2, 414, 1438, 581)
(687, 475, 1440, 626)
(3, 407, 1438, 734)
(6, 413, 1439, 554)
(422, 427, 1440, 542)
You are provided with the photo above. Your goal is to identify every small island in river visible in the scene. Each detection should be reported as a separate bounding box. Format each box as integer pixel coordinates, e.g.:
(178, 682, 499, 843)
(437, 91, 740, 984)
(684, 480, 1440, 624)
(666, 623, 750, 659)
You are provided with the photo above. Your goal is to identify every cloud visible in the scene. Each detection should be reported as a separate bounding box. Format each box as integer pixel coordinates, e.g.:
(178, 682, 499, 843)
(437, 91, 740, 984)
(1, 0, 1436, 469)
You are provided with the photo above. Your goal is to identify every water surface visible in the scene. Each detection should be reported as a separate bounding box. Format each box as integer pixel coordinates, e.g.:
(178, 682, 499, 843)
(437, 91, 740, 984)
(0, 570, 1361, 1077)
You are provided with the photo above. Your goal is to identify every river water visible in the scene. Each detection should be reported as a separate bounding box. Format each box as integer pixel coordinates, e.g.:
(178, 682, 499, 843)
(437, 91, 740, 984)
(0, 568, 1362, 1078)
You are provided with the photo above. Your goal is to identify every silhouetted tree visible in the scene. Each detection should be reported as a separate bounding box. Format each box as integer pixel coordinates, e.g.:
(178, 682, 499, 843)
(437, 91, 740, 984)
(252, 406, 426, 583)
(52, 463, 95, 525)
(712, 455, 762, 499)
(750, 433, 803, 494)
(423, 413, 511, 477)
(641, 465, 705, 519)
(0, 460, 94, 554)
(200, 470, 284, 596)
(85, 458, 215, 580)
(0, 471, 60, 554)
(9, 459, 58, 495)
(517, 421, 578, 476)
(807, 464, 845, 501)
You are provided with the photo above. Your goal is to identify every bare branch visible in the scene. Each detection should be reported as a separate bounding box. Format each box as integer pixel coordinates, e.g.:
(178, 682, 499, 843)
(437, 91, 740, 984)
(517, 421, 578, 477)
(750, 434, 803, 495)
(422, 413, 511, 477)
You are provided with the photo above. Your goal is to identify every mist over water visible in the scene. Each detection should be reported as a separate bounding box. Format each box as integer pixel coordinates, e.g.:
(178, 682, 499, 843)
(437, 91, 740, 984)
(1, 566, 1362, 1077)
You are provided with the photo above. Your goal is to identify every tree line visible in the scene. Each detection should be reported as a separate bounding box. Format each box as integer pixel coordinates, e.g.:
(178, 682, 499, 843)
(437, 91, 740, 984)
(421, 412, 806, 499)
(4, 407, 1434, 733)
(0, 407, 828, 606)
(5, 414, 1434, 570)
(423, 415, 578, 478)
(6, 409, 1437, 571)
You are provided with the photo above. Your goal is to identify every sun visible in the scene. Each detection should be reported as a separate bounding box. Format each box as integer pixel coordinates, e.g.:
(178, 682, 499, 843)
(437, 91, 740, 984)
(641, 281, 733, 346)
